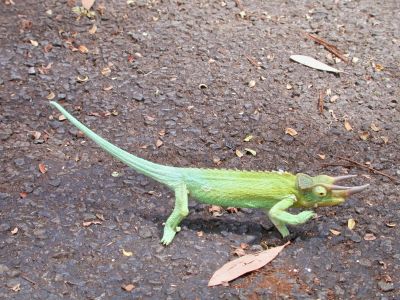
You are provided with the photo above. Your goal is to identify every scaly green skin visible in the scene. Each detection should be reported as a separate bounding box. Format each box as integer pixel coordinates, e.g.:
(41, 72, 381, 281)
(50, 102, 369, 245)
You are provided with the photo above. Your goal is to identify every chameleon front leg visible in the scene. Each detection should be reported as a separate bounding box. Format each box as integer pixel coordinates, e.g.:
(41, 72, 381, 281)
(161, 182, 189, 245)
(267, 195, 316, 237)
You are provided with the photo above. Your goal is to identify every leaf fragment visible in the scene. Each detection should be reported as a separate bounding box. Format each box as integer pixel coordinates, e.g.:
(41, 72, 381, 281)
(385, 222, 396, 228)
(244, 148, 256, 156)
(82, 0, 95, 10)
(364, 233, 376, 241)
(11, 227, 18, 235)
(82, 220, 102, 227)
(30, 40, 38, 47)
(76, 75, 89, 83)
(243, 135, 253, 142)
(235, 149, 244, 158)
(285, 127, 298, 136)
(359, 131, 369, 141)
(317, 154, 326, 160)
(78, 45, 89, 54)
(46, 91, 55, 100)
(121, 284, 135, 292)
(38, 163, 47, 174)
(208, 242, 289, 286)
(370, 123, 380, 132)
(10, 283, 20, 292)
(122, 249, 133, 257)
(347, 218, 356, 230)
(290, 55, 342, 73)
(88, 24, 97, 34)
(344, 119, 353, 131)
(156, 139, 163, 148)
(248, 80, 256, 88)
(101, 67, 111, 76)
(329, 229, 341, 236)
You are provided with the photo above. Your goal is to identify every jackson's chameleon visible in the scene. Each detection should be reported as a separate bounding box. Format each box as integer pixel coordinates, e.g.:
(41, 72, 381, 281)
(50, 102, 369, 245)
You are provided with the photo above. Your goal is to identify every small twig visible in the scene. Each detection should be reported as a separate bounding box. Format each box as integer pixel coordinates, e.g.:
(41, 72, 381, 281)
(336, 156, 398, 182)
(320, 163, 353, 168)
(318, 90, 324, 114)
(245, 55, 264, 69)
(305, 33, 349, 63)
(22, 275, 37, 286)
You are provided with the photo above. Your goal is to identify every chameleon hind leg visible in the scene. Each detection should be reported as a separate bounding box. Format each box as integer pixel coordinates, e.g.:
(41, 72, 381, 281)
(161, 182, 189, 245)
(267, 195, 316, 237)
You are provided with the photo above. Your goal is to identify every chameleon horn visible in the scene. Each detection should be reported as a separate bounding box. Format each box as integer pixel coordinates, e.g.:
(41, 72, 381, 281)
(346, 184, 370, 195)
(330, 184, 355, 190)
(333, 175, 357, 182)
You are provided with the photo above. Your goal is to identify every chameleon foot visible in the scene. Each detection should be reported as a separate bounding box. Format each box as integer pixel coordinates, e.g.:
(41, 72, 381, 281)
(160, 226, 177, 246)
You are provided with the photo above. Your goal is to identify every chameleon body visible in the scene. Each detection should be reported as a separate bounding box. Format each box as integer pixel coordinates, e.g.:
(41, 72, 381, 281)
(50, 102, 369, 245)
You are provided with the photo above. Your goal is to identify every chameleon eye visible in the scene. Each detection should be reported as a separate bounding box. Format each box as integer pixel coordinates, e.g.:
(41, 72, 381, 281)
(312, 186, 327, 197)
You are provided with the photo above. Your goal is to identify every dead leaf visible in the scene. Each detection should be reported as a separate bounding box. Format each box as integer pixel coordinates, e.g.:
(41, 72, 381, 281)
(370, 123, 380, 132)
(121, 284, 135, 292)
(329, 229, 341, 236)
(43, 43, 53, 53)
(385, 222, 396, 228)
(88, 24, 97, 34)
(243, 135, 253, 142)
(10, 283, 20, 292)
(235, 149, 244, 158)
(344, 119, 353, 131)
(381, 136, 389, 144)
(82, 220, 102, 227)
(347, 218, 356, 230)
(364, 233, 376, 241)
(30, 40, 38, 47)
(156, 139, 163, 148)
(46, 91, 55, 100)
(285, 127, 298, 136)
(78, 45, 89, 53)
(11, 227, 18, 235)
(19, 192, 28, 198)
(122, 249, 133, 257)
(244, 148, 256, 156)
(248, 80, 256, 88)
(101, 67, 111, 76)
(330, 95, 339, 103)
(374, 63, 384, 72)
(209, 205, 223, 217)
(96, 213, 105, 221)
(197, 231, 204, 237)
(38, 163, 47, 174)
(208, 242, 289, 286)
(82, 0, 95, 10)
(226, 207, 238, 213)
(317, 154, 326, 160)
(76, 75, 89, 83)
(359, 131, 369, 141)
(103, 85, 113, 91)
(58, 114, 66, 121)
(290, 55, 342, 73)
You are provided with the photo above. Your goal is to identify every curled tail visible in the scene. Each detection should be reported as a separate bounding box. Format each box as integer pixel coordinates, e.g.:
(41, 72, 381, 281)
(50, 101, 181, 187)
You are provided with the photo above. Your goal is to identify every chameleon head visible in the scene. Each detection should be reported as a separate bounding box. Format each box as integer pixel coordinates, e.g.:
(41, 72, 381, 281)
(295, 173, 369, 208)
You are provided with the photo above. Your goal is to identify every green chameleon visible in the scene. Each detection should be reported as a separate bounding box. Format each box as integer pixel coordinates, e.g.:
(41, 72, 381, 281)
(50, 101, 369, 245)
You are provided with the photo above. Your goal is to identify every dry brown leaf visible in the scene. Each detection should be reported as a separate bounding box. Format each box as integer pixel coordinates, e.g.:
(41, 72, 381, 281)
(208, 242, 289, 286)
(235, 149, 244, 158)
(364, 233, 376, 241)
(347, 218, 356, 230)
(285, 127, 298, 136)
(101, 67, 111, 76)
(82, 0, 95, 10)
(121, 284, 135, 292)
(11, 227, 18, 235)
(243, 135, 253, 142)
(244, 148, 256, 156)
(38, 163, 47, 174)
(122, 249, 133, 257)
(370, 123, 380, 132)
(88, 24, 97, 34)
(344, 119, 353, 131)
(78, 45, 89, 54)
(226, 207, 238, 214)
(374, 64, 384, 72)
(46, 91, 55, 100)
(329, 229, 341, 236)
(10, 283, 20, 292)
(209, 205, 223, 217)
(156, 139, 163, 148)
(359, 131, 369, 141)
(82, 220, 102, 227)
